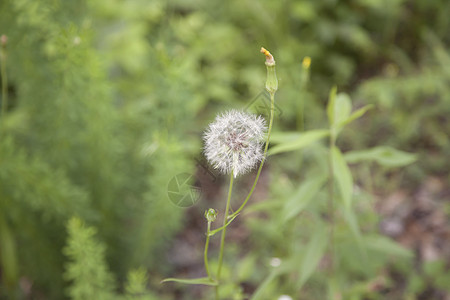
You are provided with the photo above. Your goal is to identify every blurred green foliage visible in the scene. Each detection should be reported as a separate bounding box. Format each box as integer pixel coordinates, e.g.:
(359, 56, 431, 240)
(0, 0, 449, 299)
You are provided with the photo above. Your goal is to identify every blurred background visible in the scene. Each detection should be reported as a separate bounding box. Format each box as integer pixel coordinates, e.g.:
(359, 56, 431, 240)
(0, 0, 449, 299)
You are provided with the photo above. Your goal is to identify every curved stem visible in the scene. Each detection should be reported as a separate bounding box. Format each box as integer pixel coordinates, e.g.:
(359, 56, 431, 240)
(204, 221, 212, 279)
(215, 171, 234, 299)
(229, 92, 275, 220)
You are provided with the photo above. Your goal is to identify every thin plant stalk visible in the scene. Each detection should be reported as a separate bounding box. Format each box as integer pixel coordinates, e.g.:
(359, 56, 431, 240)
(298, 90, 305, 132)
(0, 43, 7, 120)
(204, 221, 212, 280)
(228, 91, 275, 220)
(297, 57, 311, 131)
(328, 130, 336, 298)
(215, 171, 234, 299)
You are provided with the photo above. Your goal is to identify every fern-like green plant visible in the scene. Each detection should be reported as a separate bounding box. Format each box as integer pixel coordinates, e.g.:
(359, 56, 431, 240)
(64, 218, 159, 300)
(64, 217, 116, 300)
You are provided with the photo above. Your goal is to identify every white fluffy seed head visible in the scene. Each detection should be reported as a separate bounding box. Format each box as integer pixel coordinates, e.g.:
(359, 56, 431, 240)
(203, 110, 267, 177)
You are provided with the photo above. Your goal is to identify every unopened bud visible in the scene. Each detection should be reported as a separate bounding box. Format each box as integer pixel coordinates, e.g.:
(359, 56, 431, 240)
(260, 47, 278, 95)
(204, 208, 218, 223)
(302, 56, 311, 70)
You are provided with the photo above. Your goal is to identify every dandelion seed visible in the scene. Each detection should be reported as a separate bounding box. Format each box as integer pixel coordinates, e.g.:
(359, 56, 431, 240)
(203, 110, 266, 177)
(270, 257, 282, 267)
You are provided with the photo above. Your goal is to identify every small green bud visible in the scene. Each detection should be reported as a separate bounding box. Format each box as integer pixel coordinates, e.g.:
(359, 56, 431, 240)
(261, 47, 278, 95)
(204, 208, 218, 222)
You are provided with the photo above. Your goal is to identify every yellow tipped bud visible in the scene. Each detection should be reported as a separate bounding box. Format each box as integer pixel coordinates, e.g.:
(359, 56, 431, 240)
(260, 47, 275, 66)
(302, 56, 311, 69)
(260, 47, 271, 59)
(261, 46, 278, 95)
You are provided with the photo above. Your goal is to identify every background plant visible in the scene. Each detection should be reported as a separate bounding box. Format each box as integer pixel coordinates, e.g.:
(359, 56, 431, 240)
(0, 0, 449, 299)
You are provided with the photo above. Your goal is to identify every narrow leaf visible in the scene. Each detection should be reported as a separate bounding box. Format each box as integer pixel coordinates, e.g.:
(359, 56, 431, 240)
(342, 207, 362, 241)
(251, 258, 296, 300)
(332, 147, 353, 208)
(339, 104, 374, 127)
(250, 271, 277, 300)
(364, 235, 412, 258)
(282, 174, 327, 223)
(344, 146, 417, 168)
(269, 131, 304, 144)
(334, 93, 352, 126)
(342, 206, 364, 256)
(297, 226, 328, 288)
(327, 86, 337, 126)
(268, 130, 329, 156)
(161, 277, 218, 286)
(245, 200, 282, 214)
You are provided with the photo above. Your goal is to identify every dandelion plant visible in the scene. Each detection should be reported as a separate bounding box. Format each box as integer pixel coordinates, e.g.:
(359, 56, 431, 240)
(163, 47, 278, 300)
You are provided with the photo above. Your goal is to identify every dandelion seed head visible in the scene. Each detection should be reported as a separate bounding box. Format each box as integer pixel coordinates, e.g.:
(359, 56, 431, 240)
(203, 110, 266, 177)
(270, 257, 282, 267)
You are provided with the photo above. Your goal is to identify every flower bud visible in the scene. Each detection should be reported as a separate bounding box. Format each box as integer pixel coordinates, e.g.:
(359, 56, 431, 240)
(204, 208, 218, 223)
(302, 56, 311, 70)
(261, 47, 278, 95)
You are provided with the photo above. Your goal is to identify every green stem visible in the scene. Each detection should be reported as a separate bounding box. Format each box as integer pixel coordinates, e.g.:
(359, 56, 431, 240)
(328, 130, 336, 295)
(215, 172, 234, 299)
(228, 92, 275, 220)
(204, 221, 212, 280)
(297, 68, 309, 131)
(298, 95, 304, 131)
(0, 46, 7, 120)
(0, 210, 18, 295)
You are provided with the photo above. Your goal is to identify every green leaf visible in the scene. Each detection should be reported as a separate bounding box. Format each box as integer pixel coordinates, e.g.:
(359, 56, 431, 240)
(161, 277, 218, 286)
(332, 147, 353, 208)
(250, 271, 277, 300)
(339, 104, 374, 127)
(364, 235, 412, 258)
(282, 174, 327, 223)
(245, 200, 282, 214)
(342, 207, 362, 241)
(327, 91, 373, 133)
(269, 131, 307, 144)
(327, 85, 338, 126)
(342, 206, 365, 258)
(333, 93, 352, 126)
(344, 146, 417, 168)
(268, 130, 329, 156)
(251, 258, 296, 300)
(297, 226, 328, 288)
(340, 206, 368, 268)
